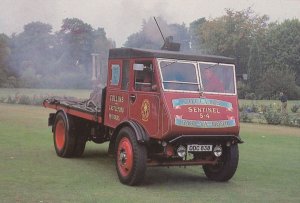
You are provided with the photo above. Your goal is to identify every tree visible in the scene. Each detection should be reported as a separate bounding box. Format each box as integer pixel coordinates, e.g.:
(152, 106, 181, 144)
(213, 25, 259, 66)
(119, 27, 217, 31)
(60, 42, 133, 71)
(194, 8, 269, 74)
(58, 18, 94, 70)
(0, 34, 12, 87)
(51, 18, 113, 88)
(246, 39, 263, 90)
(261, 19, 300, 86)
(189, 17, 206, 51)
(10, 21, 54, 75)
(256, 67, 299, 99)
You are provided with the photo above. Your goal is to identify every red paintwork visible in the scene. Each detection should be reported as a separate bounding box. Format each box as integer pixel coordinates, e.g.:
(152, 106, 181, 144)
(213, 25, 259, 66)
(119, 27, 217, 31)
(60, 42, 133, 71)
(160, 92, 240, 140)
(104, 57, 239, 141)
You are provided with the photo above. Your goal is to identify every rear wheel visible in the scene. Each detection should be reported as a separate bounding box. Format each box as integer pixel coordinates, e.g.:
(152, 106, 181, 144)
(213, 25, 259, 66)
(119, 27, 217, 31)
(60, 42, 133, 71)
(115, 127, 147, 185)
(203, 144, 239, 181)
(73, 132, 87, 157)
(53, 112, 76, 157)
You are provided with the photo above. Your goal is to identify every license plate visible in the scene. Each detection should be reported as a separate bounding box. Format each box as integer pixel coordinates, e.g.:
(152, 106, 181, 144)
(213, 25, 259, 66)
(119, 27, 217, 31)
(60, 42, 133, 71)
(187, 144, 212, 152)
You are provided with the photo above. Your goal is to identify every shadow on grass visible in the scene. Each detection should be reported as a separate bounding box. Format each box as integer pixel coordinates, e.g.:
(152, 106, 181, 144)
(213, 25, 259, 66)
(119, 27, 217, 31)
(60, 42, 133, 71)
(72, 147, 223, 187)
(144, 167, 208, 186)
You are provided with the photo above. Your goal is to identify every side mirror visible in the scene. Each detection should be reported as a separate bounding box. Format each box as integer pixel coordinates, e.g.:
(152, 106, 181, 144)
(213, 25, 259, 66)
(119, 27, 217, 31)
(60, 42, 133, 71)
(151, 84, 158, 91)
(133, 64, 144, 71)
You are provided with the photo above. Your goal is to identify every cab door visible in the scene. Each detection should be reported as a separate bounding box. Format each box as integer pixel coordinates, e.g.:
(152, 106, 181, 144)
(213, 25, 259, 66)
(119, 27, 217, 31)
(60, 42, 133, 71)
(104, 60, 129, 128)
(128, 59, 160, 138)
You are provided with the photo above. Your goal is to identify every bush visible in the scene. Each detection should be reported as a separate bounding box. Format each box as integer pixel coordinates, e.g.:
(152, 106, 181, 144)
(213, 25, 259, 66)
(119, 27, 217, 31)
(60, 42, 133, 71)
(291, 105, 299, 113)
(281, 115, 300, 128)
(0, 94, 47, 106)
(290, 117, 300, 128)
(245, 93, 257, 100)
(258, 104, 267, 113)
(5, 96, 16, 104)
(239, 103, 260, 113)
(240, 111, 253, 123)
(18, 95, 31, 105)
(237, 81, 251, 99)
(263, 107, 282, 125)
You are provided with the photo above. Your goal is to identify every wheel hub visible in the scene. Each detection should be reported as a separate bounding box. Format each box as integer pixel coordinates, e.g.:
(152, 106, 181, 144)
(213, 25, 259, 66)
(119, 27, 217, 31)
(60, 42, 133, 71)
(119, 149, 127, 165)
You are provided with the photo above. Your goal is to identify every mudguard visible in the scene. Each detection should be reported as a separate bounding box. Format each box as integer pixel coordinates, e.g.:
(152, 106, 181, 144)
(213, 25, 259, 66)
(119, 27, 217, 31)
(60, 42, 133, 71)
(51, 110, 70, 133)
(116, 120, 149, 144)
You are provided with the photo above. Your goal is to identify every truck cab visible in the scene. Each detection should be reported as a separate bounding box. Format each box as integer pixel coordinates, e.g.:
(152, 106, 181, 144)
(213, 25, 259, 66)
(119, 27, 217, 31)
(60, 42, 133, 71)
(105, 48, 242, 184)
(44, 48, 242, 186)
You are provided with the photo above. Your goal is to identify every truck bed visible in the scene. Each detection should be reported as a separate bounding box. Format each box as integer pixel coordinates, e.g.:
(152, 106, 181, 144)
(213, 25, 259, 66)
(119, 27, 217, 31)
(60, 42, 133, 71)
(43, 96, 103, 123)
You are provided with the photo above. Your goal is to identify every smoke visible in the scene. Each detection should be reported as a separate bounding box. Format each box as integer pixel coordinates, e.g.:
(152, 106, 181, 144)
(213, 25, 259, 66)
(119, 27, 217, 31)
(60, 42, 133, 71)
(2, 0, 300, 47)
(4, 19, 113, 89)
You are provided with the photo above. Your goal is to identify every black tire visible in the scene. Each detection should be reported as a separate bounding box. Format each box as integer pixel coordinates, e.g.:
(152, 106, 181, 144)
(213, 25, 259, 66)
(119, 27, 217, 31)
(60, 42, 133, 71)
(115, 127, 147, 186)
(53, 112, 76, 157)
(73, 133, 87, 157)
(203, 144, 239, 181)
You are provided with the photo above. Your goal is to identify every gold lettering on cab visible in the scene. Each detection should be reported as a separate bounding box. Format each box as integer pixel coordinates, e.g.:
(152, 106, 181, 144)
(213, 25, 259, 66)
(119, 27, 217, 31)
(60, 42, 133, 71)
(109, 95, 124, 103)
(109, 113, 120, 121)
(108, 95, 124, 121)
(109, 105, 124, 113)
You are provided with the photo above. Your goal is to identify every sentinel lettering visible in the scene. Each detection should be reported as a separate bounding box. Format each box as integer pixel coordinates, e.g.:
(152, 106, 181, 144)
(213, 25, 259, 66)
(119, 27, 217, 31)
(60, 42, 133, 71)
(188, 107, 220, 114)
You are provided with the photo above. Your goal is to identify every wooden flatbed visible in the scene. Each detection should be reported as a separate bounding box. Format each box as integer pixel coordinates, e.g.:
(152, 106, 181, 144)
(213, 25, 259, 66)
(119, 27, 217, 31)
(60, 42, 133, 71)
(43, 97, 103, 124)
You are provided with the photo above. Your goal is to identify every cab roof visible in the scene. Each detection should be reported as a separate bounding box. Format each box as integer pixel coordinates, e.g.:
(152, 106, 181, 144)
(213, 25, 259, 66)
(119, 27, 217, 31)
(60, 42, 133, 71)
(109, 48, 235, 64)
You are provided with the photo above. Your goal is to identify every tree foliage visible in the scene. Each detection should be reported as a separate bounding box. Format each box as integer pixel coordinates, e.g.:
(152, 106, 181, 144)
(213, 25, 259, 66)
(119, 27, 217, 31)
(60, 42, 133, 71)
(0, 34, 12, 87)
(193, 8, 269, 74)
(189, 17, 206, 51)
(1, 19, 114, 88)
(256, 67, 300, 99)
(261, 19, 300, 85)
(190, 8, 299, 99)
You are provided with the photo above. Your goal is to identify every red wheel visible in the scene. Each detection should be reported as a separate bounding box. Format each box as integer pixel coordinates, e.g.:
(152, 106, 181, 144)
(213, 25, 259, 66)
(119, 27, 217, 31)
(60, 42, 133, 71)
(115, 127, 147, 185)
(53, 112, 76, 157)
(117, 137, 134, 177)
(55, 120, 65, 151)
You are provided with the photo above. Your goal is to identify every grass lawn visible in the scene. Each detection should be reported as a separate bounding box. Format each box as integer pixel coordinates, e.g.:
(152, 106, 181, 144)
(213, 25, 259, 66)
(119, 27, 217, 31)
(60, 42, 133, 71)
(1, 104, 300, 203)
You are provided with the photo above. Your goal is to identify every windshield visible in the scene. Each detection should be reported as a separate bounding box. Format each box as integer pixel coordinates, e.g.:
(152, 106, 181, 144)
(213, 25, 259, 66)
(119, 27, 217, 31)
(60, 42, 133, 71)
(158, 59, 236, 94)
(199, 62, 235, 94)
(160, 61, 199, 91)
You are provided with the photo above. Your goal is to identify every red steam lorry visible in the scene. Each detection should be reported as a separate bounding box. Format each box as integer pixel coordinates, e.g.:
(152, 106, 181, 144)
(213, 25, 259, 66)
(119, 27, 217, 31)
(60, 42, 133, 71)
(43, 47, 243, 185)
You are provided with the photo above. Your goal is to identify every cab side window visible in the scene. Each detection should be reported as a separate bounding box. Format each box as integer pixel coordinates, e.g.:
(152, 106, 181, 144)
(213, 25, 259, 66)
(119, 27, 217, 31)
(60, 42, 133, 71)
(110, 64, 121, 86)
(121, 60, 130, 90)
(134, 61, 156, 92)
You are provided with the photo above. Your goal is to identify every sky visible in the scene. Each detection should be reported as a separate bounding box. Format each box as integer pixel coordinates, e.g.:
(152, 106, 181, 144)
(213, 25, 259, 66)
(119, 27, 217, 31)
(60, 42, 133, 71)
(1, 0, 300, 46)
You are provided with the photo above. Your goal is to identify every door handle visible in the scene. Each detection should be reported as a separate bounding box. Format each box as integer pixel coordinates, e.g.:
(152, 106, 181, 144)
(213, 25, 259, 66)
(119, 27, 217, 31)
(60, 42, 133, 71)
(130, 94, 136, 103)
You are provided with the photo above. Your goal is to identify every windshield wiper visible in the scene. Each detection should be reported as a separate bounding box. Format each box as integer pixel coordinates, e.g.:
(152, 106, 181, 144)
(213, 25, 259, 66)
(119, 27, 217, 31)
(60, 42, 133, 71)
(205, 63, 219, 69)
(161, 60, 178, 68)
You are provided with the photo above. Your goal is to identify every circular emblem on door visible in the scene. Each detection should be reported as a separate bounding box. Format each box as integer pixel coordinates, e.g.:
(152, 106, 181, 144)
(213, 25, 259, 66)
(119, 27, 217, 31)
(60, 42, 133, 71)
(141, 99, 150, 121)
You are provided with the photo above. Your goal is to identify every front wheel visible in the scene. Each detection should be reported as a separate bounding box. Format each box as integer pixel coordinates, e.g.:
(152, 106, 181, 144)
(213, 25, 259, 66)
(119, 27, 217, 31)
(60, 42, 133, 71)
(115, 127, 147, 186)
(203, 144, 239, 181)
